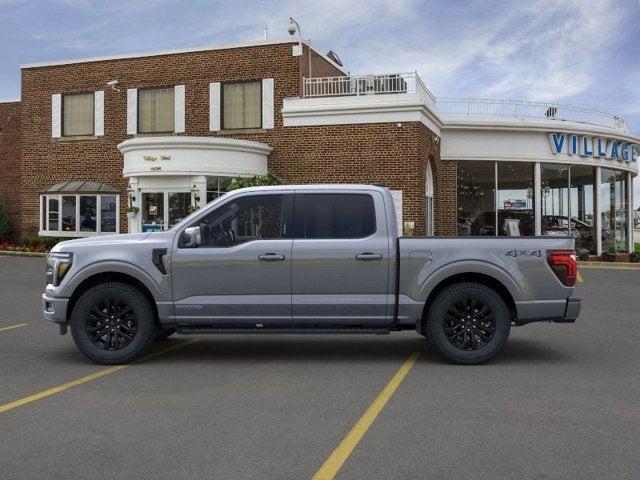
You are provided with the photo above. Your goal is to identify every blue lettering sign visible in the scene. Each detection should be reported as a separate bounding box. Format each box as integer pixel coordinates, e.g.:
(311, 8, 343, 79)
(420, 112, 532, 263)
(580, 136, 593, 156)
(548, 133, 565, 154)
(620, 143, 629, 162)
(595, 138, 607, 157)
(569, 135, 578, 155)
(548, 132, 638, 165)
(610, 141, 619, 160)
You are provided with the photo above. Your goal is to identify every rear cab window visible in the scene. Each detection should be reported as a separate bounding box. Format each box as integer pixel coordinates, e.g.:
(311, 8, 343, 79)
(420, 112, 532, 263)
(297, 193, 376, 239)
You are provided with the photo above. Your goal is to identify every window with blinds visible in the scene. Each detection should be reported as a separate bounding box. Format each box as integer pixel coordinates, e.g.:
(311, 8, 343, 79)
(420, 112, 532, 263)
(222, 81, 261, 130)
(63, 92, 94, 136)
(138, 87, 175, 133)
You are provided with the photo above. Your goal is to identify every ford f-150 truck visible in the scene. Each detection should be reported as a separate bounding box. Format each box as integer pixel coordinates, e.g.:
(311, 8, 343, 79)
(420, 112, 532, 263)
(42, 185, 581, 365)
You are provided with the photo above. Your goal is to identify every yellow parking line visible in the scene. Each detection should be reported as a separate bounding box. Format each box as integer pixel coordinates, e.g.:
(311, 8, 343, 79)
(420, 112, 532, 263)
(0, 338, 198, 415)
(577, 272, 584, 283)
(312, 351, 420, 480)
(0, 323, 28, 333)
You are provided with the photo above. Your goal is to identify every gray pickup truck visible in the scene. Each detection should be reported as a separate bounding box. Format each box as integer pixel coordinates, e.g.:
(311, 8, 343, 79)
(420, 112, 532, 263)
(42, 185, 580, 365)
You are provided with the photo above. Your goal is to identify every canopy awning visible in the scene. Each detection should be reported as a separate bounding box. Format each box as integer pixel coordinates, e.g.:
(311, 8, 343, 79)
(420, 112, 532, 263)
(41, 181, 120, 194)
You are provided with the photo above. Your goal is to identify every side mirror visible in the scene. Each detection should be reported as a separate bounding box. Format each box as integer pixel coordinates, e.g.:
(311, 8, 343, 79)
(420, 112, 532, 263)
(182, 226, 201, 248)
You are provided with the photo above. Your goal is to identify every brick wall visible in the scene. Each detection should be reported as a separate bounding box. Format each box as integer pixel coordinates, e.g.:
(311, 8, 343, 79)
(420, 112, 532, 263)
(0, 101, 21, 240)
(19, 42, 304, 237)
(17, 41, 451, 239)
(418, 123, 457, 235)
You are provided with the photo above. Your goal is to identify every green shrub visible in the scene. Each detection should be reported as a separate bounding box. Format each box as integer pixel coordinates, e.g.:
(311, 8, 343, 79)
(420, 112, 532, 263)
(0, 197, 9, 241)
(227, 172, 284, 192)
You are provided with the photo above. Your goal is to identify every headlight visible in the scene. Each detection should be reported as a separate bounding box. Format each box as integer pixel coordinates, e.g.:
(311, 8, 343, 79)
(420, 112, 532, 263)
(46, 252, 73, 286)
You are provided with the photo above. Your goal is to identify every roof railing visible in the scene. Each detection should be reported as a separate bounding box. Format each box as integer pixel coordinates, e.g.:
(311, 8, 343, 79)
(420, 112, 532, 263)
(301, 74, 628, 132)
(435, 97, 628, 132)
(302, 72, 436, 107)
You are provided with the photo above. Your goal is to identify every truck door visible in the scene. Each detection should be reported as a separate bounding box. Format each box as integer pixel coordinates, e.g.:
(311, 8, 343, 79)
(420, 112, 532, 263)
(171, 192, 294, 327)
(291, 191, 392, 326)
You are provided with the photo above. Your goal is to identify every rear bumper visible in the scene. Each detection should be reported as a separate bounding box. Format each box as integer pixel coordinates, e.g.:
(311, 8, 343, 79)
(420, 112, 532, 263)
(42, 293, 69, 324)
(559, 297, 581, 323)
(515, 297, 581, 325)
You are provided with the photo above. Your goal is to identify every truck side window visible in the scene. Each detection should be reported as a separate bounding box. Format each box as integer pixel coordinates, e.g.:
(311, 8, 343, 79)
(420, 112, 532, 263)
(197, 194, 284, 247)
(302, 194, 376, 239)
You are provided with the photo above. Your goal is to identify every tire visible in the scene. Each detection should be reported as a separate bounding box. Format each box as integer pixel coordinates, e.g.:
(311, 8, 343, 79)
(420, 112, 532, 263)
(70, 282, 158, 365)
(424, 282, 510, 365)
(155, 328, 177, 341)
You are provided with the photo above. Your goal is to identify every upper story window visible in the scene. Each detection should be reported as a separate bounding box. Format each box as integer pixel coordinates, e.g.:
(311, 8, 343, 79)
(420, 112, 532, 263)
(222, 81, 261, 130)
(63, 92, 94, 136)
(138, 87, 175, 133)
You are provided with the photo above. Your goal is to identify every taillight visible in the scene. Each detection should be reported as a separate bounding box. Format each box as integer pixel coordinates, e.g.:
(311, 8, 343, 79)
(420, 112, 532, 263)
(547, 250, 577, 287)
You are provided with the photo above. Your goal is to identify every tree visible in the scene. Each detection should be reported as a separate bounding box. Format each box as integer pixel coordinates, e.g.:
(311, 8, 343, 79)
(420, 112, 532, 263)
(0, 197, 9, 241)
(226, 172, 284, 192)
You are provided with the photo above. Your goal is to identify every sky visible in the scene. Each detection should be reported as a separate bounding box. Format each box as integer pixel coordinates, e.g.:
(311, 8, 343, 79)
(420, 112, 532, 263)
(1, 0, 639, 204)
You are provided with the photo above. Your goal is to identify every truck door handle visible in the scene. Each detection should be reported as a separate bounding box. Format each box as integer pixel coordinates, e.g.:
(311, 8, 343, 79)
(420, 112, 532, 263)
(258, 253, 286, 262)
(356, 252, 383, 261)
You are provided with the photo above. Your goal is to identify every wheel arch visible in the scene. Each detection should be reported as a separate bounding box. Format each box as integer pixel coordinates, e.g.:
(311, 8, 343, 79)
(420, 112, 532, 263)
(419, 272, 516, 332)
(66, 272, 159, 324)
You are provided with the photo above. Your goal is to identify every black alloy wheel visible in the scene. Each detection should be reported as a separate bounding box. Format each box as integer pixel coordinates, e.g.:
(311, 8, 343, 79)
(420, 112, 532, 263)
(424, 282, 510, 365)
(70, 282, 158, 364)
(443, 298, 496, 351)
(86, 298, 139, 351)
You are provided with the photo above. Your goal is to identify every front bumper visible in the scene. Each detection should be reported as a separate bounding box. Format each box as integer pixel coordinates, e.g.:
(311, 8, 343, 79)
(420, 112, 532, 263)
(42, 293, 69, 324)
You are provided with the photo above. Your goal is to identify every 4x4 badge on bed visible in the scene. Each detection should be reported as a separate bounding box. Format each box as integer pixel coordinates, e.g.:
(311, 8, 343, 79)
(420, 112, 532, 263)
(505, 249, 542, 258)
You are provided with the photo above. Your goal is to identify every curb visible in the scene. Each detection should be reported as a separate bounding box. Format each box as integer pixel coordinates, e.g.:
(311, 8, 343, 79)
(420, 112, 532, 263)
(0, 250, 47, 258)
(578, 261, 640, 270)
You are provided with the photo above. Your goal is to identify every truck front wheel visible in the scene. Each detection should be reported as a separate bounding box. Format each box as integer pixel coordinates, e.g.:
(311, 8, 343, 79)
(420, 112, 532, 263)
(425, 282, 510, 365)
(70, 282, 158, 365)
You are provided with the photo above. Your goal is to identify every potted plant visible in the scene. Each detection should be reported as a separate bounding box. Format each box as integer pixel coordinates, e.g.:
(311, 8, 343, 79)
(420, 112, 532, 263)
(186, 205, 200, 215)
(125, 206, 139, 219)
(577, 249, 590, 261)
(602, 245, 617, 262)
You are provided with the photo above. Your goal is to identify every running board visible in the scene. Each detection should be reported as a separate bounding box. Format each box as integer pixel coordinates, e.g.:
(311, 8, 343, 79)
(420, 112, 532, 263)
(176, 326, 391, 335)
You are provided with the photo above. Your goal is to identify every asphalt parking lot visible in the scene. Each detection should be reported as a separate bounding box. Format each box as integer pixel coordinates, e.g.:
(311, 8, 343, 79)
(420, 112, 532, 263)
(1, 256, 639, 480)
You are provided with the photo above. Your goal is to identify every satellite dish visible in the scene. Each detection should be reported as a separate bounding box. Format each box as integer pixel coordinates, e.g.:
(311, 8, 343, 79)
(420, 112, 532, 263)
(326, 50, 343, 67)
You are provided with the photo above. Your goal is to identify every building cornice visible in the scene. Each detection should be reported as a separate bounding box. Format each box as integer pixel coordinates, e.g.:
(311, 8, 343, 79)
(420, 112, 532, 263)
(440, 116, 640, 144)
(282, 94, 443, 135)
(20, 38, 348, 74)
(117, 135, 272, 155)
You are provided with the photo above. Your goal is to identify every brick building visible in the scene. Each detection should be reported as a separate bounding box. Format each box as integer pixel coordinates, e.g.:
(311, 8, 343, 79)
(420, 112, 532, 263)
(1, 38, 638, 254)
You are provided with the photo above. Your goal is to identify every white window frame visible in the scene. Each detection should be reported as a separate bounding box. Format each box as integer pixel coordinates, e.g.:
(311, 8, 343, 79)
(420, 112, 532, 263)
(39, 193, 120, 238)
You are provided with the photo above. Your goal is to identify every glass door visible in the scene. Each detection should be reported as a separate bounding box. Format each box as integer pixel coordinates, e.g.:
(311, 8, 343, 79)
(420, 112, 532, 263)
(168, 192, 190, 228)
(142, 192, 165, 232)
(141, 191, 191, 232)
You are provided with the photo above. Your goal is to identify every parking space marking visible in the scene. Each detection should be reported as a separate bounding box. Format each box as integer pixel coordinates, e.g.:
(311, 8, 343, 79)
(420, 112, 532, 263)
(312, 351, 420, 480)
(0, 338, 198, 415)
(577, 272, 584, 283)
(0, 323, 28, 333)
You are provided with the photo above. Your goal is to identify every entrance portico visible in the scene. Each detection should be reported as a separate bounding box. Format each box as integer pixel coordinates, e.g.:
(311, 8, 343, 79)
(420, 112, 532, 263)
(118, 136, 271, 233)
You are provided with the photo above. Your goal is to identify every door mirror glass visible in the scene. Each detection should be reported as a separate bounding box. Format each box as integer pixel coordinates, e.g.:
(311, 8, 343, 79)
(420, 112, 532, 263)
(182, 226, 201, 248)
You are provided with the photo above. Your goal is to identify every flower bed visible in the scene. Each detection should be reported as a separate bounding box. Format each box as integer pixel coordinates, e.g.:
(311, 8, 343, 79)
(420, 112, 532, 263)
(0, 237, 70, 253)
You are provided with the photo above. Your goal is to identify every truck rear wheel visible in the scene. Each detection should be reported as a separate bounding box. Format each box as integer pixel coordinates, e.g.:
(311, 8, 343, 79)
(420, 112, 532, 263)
(70, 282, 158, 365)
(425, 282, 510, 365)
